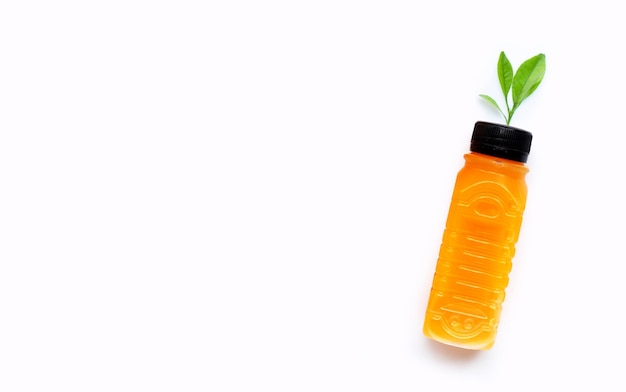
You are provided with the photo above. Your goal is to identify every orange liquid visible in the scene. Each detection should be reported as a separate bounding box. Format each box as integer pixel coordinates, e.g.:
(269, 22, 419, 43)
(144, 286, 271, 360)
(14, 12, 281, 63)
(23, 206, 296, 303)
(423, 152, 529, 350)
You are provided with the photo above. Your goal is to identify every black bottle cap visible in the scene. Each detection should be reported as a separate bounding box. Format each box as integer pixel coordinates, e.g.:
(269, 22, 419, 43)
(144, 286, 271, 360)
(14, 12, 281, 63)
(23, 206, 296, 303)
(470, 121, 533, 163)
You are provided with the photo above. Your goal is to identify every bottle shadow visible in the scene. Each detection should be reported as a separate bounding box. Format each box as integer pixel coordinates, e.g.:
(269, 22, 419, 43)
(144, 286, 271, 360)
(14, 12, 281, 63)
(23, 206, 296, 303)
(425, 339, 481, 362)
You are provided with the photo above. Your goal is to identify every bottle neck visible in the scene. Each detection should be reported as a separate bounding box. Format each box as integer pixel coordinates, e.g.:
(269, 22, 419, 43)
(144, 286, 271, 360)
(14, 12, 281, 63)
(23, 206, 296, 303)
(465, 152, 529, 176)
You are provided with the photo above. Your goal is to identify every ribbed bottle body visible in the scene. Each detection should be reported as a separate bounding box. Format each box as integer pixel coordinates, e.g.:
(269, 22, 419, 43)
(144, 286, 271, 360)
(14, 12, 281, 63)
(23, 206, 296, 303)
(424, 152, 528, 350)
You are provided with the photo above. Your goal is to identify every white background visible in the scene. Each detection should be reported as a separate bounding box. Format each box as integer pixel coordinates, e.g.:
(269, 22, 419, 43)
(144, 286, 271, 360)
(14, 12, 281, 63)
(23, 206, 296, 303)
(1, 1, 624, 391)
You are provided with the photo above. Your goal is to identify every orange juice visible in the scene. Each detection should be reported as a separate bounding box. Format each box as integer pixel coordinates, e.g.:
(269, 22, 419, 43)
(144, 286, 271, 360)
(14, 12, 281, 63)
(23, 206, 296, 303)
(423, 121, 532, 350)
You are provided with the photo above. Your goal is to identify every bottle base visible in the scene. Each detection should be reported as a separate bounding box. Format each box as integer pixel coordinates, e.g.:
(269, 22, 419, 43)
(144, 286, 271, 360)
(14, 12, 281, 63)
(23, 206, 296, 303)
(423, 323, 495, 351)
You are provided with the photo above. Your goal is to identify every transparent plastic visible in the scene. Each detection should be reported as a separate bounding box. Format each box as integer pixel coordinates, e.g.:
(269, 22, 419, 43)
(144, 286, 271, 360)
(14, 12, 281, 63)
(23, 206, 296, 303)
(423, 151, 529, 350)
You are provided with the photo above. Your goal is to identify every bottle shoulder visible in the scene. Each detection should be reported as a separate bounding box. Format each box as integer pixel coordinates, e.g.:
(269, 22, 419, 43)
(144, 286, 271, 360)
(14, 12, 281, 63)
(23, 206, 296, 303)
(462, 152, 529, 177)
(455, 152, 528, 207)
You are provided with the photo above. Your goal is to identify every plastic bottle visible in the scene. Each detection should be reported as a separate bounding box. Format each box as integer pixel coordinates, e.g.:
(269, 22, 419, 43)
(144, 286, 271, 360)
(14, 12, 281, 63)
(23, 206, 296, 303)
(423, 121, 532, 350)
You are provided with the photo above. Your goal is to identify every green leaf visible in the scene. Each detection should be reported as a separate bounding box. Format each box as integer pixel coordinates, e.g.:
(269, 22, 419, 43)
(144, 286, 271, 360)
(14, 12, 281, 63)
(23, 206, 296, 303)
(479, 94, 507, 123)
(497, 51, 513, 98)
(512, 53, 546, 110)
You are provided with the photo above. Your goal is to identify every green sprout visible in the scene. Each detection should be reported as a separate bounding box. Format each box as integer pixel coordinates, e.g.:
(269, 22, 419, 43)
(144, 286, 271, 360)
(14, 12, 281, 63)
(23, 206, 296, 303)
(480, 52, 546, 125)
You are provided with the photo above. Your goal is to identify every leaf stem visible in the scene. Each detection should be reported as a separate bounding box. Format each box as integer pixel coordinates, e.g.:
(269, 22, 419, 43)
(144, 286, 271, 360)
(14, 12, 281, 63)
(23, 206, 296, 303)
(504, 96, 512, 125)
